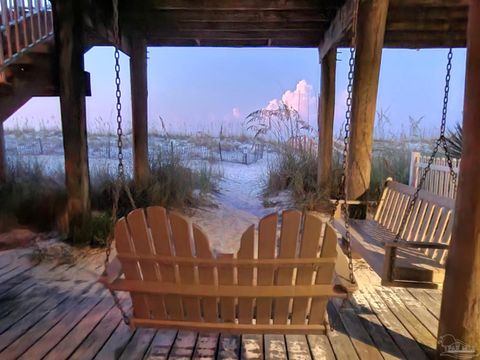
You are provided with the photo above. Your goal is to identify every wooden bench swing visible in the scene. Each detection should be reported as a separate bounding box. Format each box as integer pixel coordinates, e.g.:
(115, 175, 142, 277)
(333, 48, 458, 289)
(335, 178, 454, 288)
(101, 207, 346, 333)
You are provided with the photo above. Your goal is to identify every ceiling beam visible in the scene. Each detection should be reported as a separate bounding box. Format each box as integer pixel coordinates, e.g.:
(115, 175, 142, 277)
(121, 9, 334, 23)
(319, 0, 355, 60)
(138, 0, 344, 10)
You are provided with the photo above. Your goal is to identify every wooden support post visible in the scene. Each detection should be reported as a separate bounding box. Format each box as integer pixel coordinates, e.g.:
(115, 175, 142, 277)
(346, 0, 389, 200)
(0, 122, 6, 183)
(438, 0, 480, 354)
(52, 0, 90, 237)
(317, 48, 337, 190)
(130, 38, 150, 187)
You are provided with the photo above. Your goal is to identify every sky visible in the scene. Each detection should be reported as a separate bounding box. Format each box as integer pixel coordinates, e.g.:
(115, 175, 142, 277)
(5, 46, 467, 138)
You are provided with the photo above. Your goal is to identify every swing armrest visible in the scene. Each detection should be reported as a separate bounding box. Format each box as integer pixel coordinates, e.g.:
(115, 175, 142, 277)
(99, 256, 124, 285)
(384, 241, 450, 250)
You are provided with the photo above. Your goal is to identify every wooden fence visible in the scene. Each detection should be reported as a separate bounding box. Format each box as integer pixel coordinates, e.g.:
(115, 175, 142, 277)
(409, 151, 460, 199)
(0, 0, 53, 70)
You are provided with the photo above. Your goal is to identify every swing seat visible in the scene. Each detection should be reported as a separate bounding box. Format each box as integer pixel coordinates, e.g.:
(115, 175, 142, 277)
(100, 207, 346, 333)
(335, 178, 454, 288)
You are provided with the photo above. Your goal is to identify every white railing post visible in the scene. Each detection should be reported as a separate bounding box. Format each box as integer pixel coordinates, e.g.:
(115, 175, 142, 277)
(409, 151, 421, 188)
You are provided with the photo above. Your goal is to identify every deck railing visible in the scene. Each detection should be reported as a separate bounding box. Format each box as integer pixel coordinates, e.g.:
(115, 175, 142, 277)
(0, 0, 53, 71)
(409, 151, 460, 199)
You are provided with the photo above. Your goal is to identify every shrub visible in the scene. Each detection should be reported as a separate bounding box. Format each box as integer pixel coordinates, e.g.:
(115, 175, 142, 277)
(0, 160, 66, 232)
(265, 142, 412, 211)
(1, 148, 220, 246)
(264, 146, 331, 211)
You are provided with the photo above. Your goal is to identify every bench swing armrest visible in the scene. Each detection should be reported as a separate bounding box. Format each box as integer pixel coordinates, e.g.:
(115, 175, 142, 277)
(384, 241, 450, 250)
(98, 256, 124, 285)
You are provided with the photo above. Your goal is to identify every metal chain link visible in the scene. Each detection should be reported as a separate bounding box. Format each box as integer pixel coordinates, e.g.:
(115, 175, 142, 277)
(102, 0, 131, 326)
(395, 48, 456, 243)
(330, 0, 359, 287)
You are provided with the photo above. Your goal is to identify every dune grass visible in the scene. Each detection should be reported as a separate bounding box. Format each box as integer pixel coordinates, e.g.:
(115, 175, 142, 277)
(0, 148, 220, 246)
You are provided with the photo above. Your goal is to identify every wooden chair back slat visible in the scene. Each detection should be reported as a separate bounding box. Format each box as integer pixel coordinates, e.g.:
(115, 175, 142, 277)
(127, 209, 166, 319)
(147, 207, 183, 320)
(439, 213, 453, 265)
(391, 194, 409, 234)
(378, 188, 393, 225)
(255, 213, 278, 325)
(193, 225, 218, 323)
(422, 206, 443, 255)
(114, 217, 149, 318)
(402, 200, 422, 240)
(374, 183, 390, 222)
(309, 224, 337, 324)
(169, 212, 202, 321)
(237, 225, 255, 324)
(291, 214, 323, 325)
(217, 253, 236, 323)
(273, 209, 302, 325)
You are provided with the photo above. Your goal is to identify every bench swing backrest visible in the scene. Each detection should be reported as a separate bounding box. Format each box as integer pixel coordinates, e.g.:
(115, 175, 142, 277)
(111, 207, 343, 333)
(374, 179, 455, 265)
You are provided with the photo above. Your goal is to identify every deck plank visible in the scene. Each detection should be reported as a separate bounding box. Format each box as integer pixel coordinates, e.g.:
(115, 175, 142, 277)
(406, 288, 441, 320)
(326, 302, 360, 360)
(0, 285, 84, 353)
(350, 290, 406, 360)
(307, 335, 335, 360)
(241, 334, 264, 360)
(376, 287, 436, 357)
(331, 298, 383, 360)
(393, 288, 439, 334)
(118, 328, 157, 360)
(192, 332, 219, 359)
(93, 321, 134, 360)
(217, 334, 241, 359)
(264, 334, 287, 359)
(360, 286, 428, 360)
(286, 334, 312, 360)
(168, 330, 198, 359)
(43, 296, 115, 359)
(69, 300, 127, 360)
(17, 286, 105, 360)
(144, 329, 177, 360)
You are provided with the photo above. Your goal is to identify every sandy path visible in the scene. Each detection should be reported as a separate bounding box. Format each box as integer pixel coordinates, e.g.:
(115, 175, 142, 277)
(191, 155, 281, 254)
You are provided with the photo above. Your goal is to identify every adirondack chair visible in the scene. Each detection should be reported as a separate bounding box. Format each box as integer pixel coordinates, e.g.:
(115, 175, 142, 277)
(100, 207, 346, 333)
(335, 178, 454, 288)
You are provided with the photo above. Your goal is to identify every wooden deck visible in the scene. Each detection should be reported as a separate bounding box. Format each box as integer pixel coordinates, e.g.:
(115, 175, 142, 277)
(0, 247, 442, 359)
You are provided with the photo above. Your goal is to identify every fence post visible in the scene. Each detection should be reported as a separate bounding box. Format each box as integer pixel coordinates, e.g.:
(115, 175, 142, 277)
(409, 151, 421, 187)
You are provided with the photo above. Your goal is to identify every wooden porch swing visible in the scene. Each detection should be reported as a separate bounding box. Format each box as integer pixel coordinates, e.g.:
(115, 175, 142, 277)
(101, 207, 346, 332)
(334, 48, 458, 289)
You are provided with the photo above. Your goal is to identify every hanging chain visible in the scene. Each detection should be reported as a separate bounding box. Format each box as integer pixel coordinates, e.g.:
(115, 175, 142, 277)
(394, 49, 456, 243)
(102, 0, 130, 326)
(330, 0, 359, 287)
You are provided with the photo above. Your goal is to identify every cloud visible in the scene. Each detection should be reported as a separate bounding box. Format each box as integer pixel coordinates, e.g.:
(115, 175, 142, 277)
(232, 107, 241, 119)
(265, 80, 317, 126)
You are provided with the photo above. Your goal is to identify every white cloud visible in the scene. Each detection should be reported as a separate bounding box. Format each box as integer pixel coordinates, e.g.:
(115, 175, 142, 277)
(265, 80, 317, 126)
(232, 107, 241, 119)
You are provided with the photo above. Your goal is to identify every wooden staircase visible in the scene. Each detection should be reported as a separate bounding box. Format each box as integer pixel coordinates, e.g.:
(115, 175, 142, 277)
(0, 0, 57, 122)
